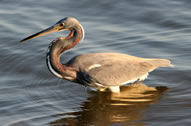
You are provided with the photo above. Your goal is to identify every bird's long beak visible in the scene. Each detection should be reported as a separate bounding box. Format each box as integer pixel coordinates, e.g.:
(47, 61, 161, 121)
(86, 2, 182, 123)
(20, 24, 64, 42)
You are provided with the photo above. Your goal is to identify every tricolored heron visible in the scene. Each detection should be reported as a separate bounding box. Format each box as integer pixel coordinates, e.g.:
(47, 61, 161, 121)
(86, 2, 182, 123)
(21, 17, 174, 93)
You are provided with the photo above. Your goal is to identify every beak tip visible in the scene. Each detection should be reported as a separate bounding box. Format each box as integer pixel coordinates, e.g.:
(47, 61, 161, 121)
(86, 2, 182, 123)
(20, 36, 33, 43)
(20, 39, 26, 43)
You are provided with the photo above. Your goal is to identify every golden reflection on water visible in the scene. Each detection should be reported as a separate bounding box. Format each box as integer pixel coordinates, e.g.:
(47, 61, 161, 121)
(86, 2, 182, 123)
(49, 83, 168, 126)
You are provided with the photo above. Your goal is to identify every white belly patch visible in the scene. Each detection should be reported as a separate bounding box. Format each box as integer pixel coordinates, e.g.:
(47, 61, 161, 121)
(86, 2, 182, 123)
(121, 73, 149, 85)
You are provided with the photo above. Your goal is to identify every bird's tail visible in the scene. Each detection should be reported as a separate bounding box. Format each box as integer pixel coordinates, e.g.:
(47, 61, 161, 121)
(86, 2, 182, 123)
(148, 59, 174, 68)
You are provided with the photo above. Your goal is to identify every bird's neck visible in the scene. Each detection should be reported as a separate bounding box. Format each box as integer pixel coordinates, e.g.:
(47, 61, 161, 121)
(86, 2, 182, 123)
(46, 26, 83, 79)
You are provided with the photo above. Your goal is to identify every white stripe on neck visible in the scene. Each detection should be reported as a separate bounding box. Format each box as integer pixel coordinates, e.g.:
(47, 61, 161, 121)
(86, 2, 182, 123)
(46, 54, 63, 79)
(79, 24, 85, 41)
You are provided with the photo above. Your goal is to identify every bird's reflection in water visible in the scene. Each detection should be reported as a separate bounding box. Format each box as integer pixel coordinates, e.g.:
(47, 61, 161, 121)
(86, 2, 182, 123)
(49, 82, 168, 126)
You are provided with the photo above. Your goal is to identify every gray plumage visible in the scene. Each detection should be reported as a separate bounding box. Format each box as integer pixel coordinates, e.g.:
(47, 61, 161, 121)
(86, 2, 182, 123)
(66, 53, 173, 88)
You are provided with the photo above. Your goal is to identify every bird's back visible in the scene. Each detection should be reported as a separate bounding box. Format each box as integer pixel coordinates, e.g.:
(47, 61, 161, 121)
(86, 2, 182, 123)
(66, 53, 173, 87)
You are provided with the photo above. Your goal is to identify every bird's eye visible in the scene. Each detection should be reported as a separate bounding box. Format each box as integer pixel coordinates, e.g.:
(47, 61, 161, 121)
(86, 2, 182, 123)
(61, 23, 65, 27)
(58, 23, 65, 31)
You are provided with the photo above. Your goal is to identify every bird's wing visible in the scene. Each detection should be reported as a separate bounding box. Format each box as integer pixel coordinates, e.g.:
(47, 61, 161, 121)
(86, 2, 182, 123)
(83, 60, 155, 87)
(67, 53, 156, 87)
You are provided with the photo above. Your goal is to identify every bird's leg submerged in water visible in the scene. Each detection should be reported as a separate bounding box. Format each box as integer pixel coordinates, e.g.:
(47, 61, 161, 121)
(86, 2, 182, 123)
(98, 86, 120, 93)
(109, 86, 120, 93)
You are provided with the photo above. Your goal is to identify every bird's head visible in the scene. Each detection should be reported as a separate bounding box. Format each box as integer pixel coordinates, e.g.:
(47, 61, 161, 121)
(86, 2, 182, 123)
(20, 17, 85, 42)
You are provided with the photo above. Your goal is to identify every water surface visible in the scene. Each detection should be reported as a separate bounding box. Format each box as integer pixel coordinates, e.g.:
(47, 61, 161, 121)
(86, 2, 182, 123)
(0, 0, 191, 126)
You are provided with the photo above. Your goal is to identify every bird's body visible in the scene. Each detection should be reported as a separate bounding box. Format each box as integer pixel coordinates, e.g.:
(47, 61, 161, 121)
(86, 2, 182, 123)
(62, 52, 172, 92)
(21, 17, 173, 93)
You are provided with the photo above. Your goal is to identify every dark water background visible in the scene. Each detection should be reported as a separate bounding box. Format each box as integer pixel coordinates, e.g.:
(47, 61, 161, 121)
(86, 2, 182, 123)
(0, 0, 191, 126)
